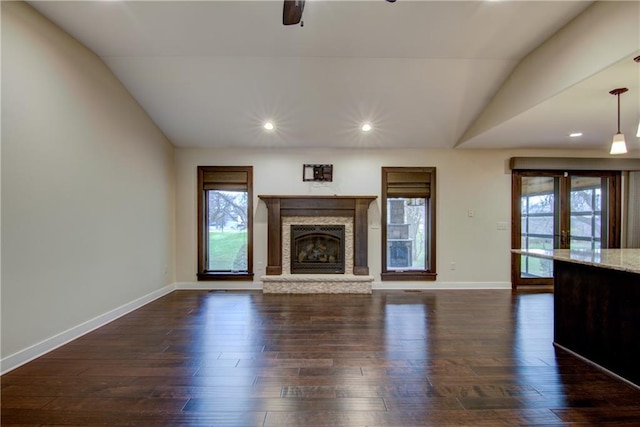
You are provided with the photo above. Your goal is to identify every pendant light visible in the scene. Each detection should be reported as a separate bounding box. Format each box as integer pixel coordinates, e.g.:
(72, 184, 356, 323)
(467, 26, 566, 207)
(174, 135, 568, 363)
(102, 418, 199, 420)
(635, 56, 640, 138)
(609, 87, 628, 155)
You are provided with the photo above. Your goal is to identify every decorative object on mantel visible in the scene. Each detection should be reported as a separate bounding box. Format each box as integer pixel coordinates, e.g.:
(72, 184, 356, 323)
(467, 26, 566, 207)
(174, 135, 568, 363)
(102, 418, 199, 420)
(303, 164, 333, 182)
(609, 87, 629, 155)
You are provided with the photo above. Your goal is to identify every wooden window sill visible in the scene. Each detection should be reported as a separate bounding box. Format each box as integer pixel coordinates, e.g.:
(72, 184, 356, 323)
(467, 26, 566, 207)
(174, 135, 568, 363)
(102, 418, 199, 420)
(381, 272, 437, 281)
(197, 273, 255, 281)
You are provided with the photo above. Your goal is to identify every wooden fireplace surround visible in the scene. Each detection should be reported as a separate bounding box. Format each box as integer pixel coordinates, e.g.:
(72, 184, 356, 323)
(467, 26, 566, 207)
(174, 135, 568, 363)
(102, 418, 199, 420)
(258, 195, 377, 276)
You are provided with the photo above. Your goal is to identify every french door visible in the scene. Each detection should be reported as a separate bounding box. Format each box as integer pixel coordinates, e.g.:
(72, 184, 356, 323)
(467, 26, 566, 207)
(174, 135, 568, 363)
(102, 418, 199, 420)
(511, 171, 621, 289)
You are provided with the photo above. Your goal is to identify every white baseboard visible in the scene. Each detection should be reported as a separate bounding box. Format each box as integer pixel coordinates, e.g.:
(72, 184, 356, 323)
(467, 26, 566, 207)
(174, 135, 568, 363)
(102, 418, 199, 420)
(373, 281, 512, 290)
(0, 283, 176, 375)
(175, 281, 262, 290)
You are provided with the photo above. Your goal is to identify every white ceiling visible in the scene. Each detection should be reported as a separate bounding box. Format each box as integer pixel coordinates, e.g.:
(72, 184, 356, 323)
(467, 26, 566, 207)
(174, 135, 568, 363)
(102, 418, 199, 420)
(28, 1, 640, 152)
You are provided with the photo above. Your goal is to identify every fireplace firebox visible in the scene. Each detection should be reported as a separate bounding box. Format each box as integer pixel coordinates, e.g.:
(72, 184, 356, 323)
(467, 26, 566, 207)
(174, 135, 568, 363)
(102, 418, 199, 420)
(291, 225, 345, 274)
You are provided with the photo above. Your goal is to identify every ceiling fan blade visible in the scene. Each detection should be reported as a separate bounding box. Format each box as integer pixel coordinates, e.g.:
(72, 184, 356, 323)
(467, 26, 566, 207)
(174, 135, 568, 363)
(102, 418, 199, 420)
(283, 0, 305, 25)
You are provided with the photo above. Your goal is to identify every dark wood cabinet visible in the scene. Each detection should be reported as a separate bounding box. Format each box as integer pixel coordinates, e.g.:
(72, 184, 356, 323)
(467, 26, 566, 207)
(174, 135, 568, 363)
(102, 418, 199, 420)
(554, 259, 640, 386)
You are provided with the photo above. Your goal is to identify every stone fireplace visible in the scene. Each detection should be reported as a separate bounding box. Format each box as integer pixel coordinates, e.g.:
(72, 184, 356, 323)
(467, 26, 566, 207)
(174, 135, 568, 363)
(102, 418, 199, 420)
(259, 195, 376, 294)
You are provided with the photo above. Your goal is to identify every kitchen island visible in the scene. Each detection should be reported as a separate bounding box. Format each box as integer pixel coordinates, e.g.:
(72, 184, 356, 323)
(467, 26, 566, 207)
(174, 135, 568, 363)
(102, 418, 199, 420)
(514, 248, 640, 388)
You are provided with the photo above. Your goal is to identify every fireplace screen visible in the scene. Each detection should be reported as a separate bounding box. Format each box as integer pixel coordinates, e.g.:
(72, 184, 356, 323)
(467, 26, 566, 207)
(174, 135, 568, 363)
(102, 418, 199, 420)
(291, 225, 345, 274)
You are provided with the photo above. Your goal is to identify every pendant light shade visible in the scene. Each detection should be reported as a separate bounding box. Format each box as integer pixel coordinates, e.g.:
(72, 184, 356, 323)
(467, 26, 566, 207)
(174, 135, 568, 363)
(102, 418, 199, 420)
(609, 88, 628, 155)
(633, 56, 640, 138)
(610, 132, 627, 155)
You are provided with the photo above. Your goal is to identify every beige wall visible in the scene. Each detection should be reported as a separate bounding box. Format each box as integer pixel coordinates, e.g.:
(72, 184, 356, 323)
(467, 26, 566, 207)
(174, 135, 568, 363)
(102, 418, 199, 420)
(1, 2, 175, 366)
(175, 147, 611, 289)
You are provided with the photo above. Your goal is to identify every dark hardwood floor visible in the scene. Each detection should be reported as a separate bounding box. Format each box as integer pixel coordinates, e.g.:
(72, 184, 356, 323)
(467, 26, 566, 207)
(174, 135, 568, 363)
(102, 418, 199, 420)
(3, 290, 640, 426)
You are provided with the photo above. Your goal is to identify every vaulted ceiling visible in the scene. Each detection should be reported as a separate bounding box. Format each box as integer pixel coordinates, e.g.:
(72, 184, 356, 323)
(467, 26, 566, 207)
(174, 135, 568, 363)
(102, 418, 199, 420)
(28, 1, 640, 152)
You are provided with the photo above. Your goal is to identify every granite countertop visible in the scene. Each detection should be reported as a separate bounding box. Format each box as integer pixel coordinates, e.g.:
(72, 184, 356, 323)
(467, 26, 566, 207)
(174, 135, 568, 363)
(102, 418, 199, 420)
(512, 248, 640, 274)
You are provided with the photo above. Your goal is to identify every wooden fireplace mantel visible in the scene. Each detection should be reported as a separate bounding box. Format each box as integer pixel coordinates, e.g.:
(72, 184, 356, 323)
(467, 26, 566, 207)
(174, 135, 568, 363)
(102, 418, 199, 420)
(258, 195, 377, 276)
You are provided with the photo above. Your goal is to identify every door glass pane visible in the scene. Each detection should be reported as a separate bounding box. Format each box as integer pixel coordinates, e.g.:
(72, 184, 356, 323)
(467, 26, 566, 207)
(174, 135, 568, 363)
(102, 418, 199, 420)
(206, 190, 248, 271)
(513, 171, 619, 288)
(570, 176, 602, 251)
(386, 198, 426, 270)
(520, 176, 555, 278)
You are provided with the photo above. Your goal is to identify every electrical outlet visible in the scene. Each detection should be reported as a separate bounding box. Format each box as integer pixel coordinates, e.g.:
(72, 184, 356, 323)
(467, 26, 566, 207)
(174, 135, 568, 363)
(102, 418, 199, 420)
(497, 222, 508, 230)
(467, 209, 474, 218)
(450, 262, 456, 270)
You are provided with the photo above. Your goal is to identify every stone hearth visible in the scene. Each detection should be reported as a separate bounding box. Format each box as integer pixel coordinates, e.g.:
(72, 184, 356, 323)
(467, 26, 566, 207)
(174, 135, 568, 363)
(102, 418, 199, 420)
(259, 196, 376, 294)
(262, 274, 374, 294)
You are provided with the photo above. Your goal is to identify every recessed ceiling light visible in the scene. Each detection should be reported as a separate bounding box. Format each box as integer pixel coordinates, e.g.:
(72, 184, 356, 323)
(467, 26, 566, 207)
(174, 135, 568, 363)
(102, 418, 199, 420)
(569, 132, 583, 138)
(361, 123, 372, 132)
(263, 121, 275, 131)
